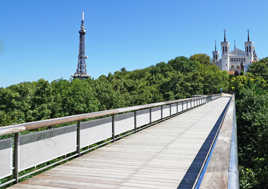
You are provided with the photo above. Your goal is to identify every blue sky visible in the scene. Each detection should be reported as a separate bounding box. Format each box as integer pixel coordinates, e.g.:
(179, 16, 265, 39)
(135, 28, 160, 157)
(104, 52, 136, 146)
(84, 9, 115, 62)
(0, 0, 267, 87)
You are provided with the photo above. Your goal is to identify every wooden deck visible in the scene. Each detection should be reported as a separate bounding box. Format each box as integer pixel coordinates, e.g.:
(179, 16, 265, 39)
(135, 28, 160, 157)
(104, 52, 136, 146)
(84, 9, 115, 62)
(9, 97, 229, 189)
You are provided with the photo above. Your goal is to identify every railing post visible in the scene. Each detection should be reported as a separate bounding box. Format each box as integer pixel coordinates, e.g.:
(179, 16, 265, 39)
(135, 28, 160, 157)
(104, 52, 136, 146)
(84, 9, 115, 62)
(182, 101, 184, 111)
(176, 102, 179, 113)
(169, 104, 172, 116)
(112, 115, 115, 142)
(76, 121, 80, 156)
(134, 111, 137, 132)
(161, 105, 163, 119)
(13, 133, 19, 183)
(149, 108, 152, 124)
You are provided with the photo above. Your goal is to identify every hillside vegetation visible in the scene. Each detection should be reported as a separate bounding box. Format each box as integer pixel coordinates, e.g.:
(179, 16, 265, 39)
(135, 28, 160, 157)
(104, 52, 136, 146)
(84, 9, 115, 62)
(0, 54, 267, 188)
(0, 54, 229, 126)
(230, 58, 268, 189)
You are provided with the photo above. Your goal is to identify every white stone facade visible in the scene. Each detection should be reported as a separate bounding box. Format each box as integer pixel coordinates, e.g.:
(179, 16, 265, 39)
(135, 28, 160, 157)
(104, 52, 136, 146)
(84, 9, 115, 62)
(212, 31, 258, 74)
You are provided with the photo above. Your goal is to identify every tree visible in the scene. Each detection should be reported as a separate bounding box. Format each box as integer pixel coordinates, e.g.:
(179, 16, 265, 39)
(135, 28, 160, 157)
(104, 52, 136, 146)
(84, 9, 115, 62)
(248, 59, 268, 81)
(64, 79, 100, 115)
(189, 54, 211, 65)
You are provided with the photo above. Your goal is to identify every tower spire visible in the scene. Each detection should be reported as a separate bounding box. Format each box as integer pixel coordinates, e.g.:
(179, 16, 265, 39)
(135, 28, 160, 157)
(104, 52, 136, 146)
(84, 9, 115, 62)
(213, 40, 219, 64)
(73, 11, 89, 79)
(80, 11, 85, 31)
(82, 11, 84, 22)
(234, 40, 236, 49)
(247, 29, 250, 41)
(224, 29, 227, 42)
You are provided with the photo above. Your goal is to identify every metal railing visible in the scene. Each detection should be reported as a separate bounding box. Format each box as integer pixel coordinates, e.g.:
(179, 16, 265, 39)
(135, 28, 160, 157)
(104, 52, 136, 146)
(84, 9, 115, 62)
(177, 94, 239, 189)
(193, 95, 232, 189)
(0, 94, 221, 188)
(228, 95, 239, 189)
(176, 94, 231, 189)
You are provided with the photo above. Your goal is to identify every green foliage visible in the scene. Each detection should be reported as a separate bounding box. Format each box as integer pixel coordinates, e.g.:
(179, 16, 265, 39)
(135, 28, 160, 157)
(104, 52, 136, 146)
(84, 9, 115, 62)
(235, 88, 268, 189)
(229, 62, 268, 189)
(248, 57, 268, 80)
(189, 54, 211, 65)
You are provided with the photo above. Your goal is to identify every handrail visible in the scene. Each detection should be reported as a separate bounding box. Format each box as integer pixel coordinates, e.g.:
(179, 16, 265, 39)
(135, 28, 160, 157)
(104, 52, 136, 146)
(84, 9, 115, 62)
(176, 95, 230, 189)
(228, 95, 239, 189)
(0, 95, 218, 136)
(192, 95, 232, 189)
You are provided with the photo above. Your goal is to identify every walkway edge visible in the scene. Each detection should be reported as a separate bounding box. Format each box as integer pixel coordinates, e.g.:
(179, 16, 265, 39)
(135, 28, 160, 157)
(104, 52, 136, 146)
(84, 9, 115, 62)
(199, 94, 239, 189)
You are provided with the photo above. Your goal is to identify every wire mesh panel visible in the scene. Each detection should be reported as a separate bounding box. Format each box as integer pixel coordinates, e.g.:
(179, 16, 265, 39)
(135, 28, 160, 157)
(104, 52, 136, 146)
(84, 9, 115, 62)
(115, 112, 134, 135)
(0, 138, 12, 179)
(19, 125, 77, 171)
(163, 105, 170, 118)
(136, 109, 150, 127)
(80, 117, 112, 148)
(151, 107, 161, 122)
(171, 104, 177, 115)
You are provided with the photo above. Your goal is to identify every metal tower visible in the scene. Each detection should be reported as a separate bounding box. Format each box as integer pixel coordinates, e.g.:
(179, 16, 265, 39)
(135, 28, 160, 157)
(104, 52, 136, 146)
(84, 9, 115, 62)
(73, 11, 90, 79)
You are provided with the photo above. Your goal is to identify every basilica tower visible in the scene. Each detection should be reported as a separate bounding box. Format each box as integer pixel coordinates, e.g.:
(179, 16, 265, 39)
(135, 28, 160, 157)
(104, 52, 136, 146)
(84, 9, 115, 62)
(221, 30, 230, 71)
(245, 31, 257, 60)
(212, 41, 219, 64)
(73, 11, 90, 79)
(244, 30, 258, 71)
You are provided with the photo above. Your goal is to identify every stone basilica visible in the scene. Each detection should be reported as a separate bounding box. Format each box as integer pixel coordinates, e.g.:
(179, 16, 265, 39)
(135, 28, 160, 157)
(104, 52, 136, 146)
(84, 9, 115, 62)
(212, 31, 258, 74)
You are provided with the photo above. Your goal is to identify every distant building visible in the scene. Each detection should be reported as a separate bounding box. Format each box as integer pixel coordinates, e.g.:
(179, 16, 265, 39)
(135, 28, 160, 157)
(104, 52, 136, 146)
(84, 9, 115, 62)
(73, 11, 90, 79)
(212, 30, 258, 75)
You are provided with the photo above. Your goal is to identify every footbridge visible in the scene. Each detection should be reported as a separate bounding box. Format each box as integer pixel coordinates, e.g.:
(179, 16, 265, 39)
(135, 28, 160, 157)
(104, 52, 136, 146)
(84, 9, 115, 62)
(0, 94, 239, 189)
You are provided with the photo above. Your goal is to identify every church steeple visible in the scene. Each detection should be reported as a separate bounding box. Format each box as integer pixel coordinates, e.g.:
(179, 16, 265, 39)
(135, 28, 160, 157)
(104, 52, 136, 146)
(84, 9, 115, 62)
(212, 40, 219, 64)
(234, 40, 236, 50)
(245, 30, 254, 57)
(221, 29, 230, 56)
